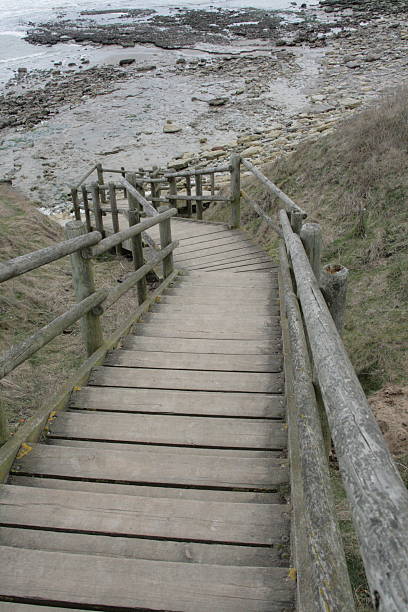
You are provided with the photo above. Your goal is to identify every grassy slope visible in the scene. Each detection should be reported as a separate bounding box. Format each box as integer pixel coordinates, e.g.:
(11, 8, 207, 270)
(208, 90, 408, 393)
(0, 184, 135, 430)
(206, 91, 408, 610)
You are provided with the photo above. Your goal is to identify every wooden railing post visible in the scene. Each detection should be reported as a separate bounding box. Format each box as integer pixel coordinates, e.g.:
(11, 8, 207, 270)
(126, 172, 147, 304)
(168, 177, 177, 212)
(96, 163, 106, 203)
(158, 205, 174, 278)
(290, 210, 303, 234)
(185, 176, 192, 218)
(70, 186, 81, 221)
(230, 154, 241, 229)
(300, 222, 322, 282)
(108, 183, 122, 256)
(195, 174, 203, 220)
(90, 183, 104, 237)
(81, 185, 92, 232)
(64, 220, 104, 357)
(320, 264, 349, 335)
(0, 400, 9, 447)
(121, 166, 127, 198)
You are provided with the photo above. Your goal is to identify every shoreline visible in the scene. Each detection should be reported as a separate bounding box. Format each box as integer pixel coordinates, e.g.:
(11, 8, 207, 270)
(1, 4, 408, 216)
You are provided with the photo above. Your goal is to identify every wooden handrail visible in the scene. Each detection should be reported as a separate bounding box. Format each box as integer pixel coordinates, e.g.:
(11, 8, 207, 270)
(73, 164, 97, 190)
(89, 207, 177, 258)
(242, 158, 307, 218)
(119, 177, 158, 217)
(0, 289, 108, 380)
(0, 231, 101, 283)
(280, 242, 355, 610)
(241, 189, 282, 238)
(279, 209, 408, 610)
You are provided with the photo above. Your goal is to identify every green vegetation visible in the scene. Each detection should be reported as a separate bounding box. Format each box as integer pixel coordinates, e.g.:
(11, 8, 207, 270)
(208, 89, 408, 393)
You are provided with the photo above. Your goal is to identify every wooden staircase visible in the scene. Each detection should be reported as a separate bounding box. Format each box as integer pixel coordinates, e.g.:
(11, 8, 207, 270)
(0, 224, 294, 611)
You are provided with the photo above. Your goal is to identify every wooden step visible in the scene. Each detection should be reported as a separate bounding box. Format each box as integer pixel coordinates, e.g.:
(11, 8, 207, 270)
(123, 336, 281, 354)
(150, 302, 279, 316)
(0, 526, 288, 567)
(70, 386, 284, 417)
(10, 475, 284, 504)
(142, 312, 280, 329)
(104, 349, 283, 372)
(134, 324, 282, 341)
(0, 485, 289, 545)
(88, 366, 284, 394)
(0, 546, 295, 611)
(13, 444, 288, 489)
(48, 412, 287, 449)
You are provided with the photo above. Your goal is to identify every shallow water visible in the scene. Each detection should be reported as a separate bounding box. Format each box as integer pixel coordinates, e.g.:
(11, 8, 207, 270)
(0, 0, 318, 86)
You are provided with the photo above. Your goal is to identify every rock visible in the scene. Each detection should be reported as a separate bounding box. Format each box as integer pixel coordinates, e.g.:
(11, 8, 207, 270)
(119, 58, 135, 67)
(364, 54, 380, 62)
(345, 61, 361, 69)
(208, 97, 228, 107)
(80, 57, 90, 64)
(241, 145, 262, 157)
(176, 58, 186, 64)
(67, 62, 76, 67)
(121, 41, 135, 48)
(203, 150, 225, 160)
(168, 159, 188, 170)
(199, 138, 208, 144)
(54, 61, 62, 66)
(136, 65, 156, 72)
(342, 98, 362, 109)
(17, 67, 28, 75)
(163, 120, 182, 134)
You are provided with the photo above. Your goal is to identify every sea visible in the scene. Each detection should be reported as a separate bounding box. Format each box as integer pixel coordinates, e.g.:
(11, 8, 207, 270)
(0, 0, 318, 87)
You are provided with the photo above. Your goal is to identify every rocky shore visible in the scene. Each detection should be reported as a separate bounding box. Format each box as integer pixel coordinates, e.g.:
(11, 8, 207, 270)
(1, 3, 408, 214)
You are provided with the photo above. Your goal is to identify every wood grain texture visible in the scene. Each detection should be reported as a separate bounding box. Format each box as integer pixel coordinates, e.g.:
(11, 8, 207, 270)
(133, 323, 282, 341)
(0, 526, 287, 567)
(9, 476, 283, 503)
(70, 386, 285, 417)
(104, 349, 282, 372)
(280, 209, 408, 610)
(88, 366, 284, 394)
(0, 484, 289, 545)
(124, 335, 281, 354)
(0, 545, 294, 611)
(48, 411, 287, 449)
(14, 444, 289, 488)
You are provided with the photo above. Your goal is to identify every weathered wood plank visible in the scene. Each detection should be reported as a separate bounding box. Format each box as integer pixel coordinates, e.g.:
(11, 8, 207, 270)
(142, 312, 280, 329)
(159, 293, 280, 308)
(164, 285, 278, 298)
(104, 349, 282, 372)
(186, 254, 272, 269)
(9, 476, 283, 503)
(0, 546, 294, 611)
(173, 244, 267, 264)
(150, 302, 279, 316)
(0, 485, 289, 545)
(48, 439, 284, 459)
(89, 366, 284, 394)
(134, 323, 282, 341)
(210, 262, 278, 273)
(0, 527, 287, 567)
(70, 386, 284, 417)
(13, 444, 289, 488)
(0, 604, 89, 611)
(280, 209, 408, 610)
(176, 274, 277, 288)
(176, 236, 255, 257)
(49, 412, 287, 449)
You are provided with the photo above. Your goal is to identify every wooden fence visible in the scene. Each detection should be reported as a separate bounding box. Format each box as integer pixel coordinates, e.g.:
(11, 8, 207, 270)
(69, 158, 238, 235)
(241, 156, 408, 612)
(0, 207, 179, 479)
(0, 153, 407, 611)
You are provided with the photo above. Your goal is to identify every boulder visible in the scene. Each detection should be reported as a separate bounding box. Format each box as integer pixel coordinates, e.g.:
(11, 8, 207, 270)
(163, 120, 182, 134)
(119, 58, 135, 67)
(208, 97, 228, 107)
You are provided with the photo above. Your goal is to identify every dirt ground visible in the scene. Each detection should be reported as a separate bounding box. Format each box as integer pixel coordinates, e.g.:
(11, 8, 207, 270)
(369, 385, 408, 457)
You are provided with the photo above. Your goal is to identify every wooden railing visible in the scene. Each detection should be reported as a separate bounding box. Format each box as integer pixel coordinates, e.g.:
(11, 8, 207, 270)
(240, 156, 408, 612)
(69, 157, 239, 233)
(0, 207, 178, 479)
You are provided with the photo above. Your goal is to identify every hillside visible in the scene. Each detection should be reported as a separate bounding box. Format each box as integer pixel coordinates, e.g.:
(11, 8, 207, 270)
(0, 183, 134, 431)
(208, 89, 408, 394)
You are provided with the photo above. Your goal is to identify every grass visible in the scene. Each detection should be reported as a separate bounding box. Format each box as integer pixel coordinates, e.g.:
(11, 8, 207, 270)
(0, 184, 137, 431)
(207, 88, 408, 394)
